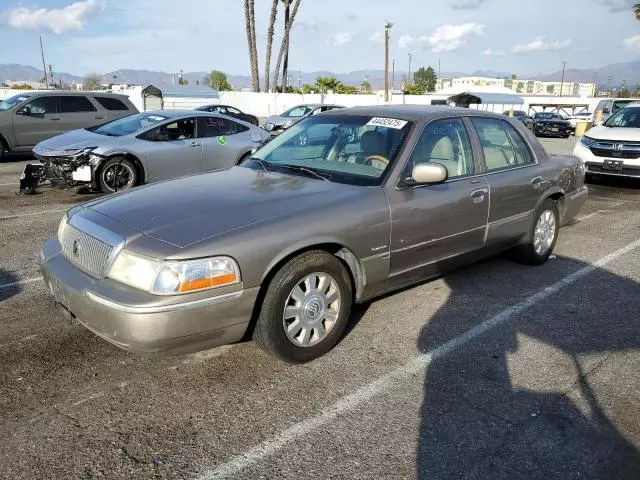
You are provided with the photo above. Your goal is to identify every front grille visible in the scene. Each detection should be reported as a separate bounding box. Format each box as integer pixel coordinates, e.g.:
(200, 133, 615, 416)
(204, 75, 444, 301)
(59, 222, 114, 278)
(589, 141, 640, 160)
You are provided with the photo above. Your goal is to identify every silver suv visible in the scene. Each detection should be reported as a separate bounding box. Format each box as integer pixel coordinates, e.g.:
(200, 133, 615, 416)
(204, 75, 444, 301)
(0, 91, 138, 159)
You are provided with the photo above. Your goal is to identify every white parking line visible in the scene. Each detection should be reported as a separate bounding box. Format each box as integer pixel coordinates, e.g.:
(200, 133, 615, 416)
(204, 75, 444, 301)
(196, 237, 640, 480)
(0, 276, 42, 290)
(0, 208, 66, 220)
(0, 182, 16, 186)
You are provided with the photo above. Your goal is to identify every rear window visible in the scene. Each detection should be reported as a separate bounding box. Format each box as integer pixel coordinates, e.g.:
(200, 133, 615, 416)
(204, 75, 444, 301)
(59, 96, 97, 113)
(612, 100, 635, 114)
(95, 96, 130, 111)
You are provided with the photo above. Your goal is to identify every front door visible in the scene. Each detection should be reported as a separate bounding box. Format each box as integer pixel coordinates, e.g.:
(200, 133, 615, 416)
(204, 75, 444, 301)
(139, 117, 203, 182)
(12, 96, 60, 147)
(468, 117, 541, 245)
(387, 117, 489, 283)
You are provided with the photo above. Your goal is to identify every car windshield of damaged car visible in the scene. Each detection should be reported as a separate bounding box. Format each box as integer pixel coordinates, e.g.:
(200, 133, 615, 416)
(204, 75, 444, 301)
(245, 115, 412, 186)
(281, 105, 314, 118)
(0, 93, 31, 111)
(603, 106, 640, 128)
(534, 112, 564, 121)
(89, 113, 168, 137)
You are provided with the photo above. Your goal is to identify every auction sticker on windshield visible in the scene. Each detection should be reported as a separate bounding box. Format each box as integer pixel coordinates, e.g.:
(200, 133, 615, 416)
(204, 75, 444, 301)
(366, 117, 408, 129)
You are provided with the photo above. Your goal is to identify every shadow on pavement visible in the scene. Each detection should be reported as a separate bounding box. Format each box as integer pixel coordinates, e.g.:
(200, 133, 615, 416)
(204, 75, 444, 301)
(587, 174, 640, 190)
(416, 256, 640, 479)
(0, 270, 21, 303)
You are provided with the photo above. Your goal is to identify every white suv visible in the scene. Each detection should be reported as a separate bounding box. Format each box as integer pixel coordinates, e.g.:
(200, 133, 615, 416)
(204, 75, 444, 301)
(573, 102, 640, 179)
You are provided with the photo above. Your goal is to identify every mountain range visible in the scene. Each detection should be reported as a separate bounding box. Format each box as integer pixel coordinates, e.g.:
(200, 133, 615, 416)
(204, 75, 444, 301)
(2, 61, 639, 90)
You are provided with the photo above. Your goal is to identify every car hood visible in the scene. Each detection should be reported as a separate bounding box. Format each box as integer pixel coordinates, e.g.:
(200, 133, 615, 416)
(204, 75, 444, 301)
(82, 166, 363, 248)
(34, 128, 118, 153)
(585, 125, 640, 141)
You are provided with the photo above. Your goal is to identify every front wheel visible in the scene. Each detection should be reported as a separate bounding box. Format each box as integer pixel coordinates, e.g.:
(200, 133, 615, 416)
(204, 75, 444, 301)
(511, 199, 559, 265)
(253, 251, 352, 363)
(98, 157, 137, 193)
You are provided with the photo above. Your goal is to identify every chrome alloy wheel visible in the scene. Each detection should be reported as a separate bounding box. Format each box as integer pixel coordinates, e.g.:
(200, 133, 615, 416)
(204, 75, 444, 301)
(534, 209, 556, 256)
(103, 163, 134, 191)
(282, 272, 341, 347)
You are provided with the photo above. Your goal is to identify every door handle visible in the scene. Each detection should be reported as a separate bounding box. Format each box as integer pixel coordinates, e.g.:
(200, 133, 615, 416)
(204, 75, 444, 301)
(530, 176, 543, 189)
(190, 142, 201, 148)
(93, 115, 105, 120)
(49, 117, 60, 121)
(470, 188, 488, 198)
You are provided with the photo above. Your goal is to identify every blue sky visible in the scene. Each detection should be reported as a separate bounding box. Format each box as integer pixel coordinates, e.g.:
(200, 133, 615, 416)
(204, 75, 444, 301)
(1, 0, 639, 76)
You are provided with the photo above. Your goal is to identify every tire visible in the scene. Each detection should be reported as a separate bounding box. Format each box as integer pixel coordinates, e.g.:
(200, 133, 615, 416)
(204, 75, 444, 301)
(98, 157, 137, 193)
(511, 199, 559, 266)
(253, 250, 353, 363)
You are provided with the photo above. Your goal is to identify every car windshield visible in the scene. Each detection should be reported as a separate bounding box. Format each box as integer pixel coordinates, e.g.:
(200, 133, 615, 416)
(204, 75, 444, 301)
(90, 113, 168, 136)
(535, 113, 563, 120)
(603, 106, 640, 128)
(281, 105, 313, 118)
(245, 114, 413, 186)
(0, 93, 31, 112)
(612, 100, 635, 114)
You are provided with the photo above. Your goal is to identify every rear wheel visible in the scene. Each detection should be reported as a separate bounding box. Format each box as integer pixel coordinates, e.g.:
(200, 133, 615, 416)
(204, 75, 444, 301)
(253, 251, 352, 363)
(98, 157, 137, 193)
(511, 199, 559, 266)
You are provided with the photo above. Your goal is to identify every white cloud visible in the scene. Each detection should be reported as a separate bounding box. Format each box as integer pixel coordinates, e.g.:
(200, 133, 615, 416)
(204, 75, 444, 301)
(397, 23, 484, 52)
(596, 0, 635, 12)
(623, 34, 640, 51)
(480, 48, 504, 56)
(369, 31, 384, 44)
(1, 0, 105, 35)
(511, 37, 571, 54)
(450, 0, 490, 9)
(327, 32, 353, 47)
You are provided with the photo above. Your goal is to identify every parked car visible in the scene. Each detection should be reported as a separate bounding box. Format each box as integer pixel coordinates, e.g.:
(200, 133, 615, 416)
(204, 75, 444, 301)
(23, 110, 269, 193)
(532, 112, 572, 138)
(565, 111, 593, 131)
(40, 106, 587, 363)
(573, 102, 640, 179)
(195, 104, 259, 126)
(503, 110, 534, 130)
(0, 91, 137, 160)
(593, 98, 636, 125)
(264, 104, 344, 138)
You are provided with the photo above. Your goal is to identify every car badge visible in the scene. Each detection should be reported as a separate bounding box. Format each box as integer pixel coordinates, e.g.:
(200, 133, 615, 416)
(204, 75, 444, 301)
(72, 239, 81, 257)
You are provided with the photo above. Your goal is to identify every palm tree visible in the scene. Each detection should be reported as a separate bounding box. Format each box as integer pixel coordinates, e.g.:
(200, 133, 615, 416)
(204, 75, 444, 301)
(635, 3, 640, 20)
(244, 0, 260, 91)
(264, 0, 279, 92)
(274, 0, 302, 91)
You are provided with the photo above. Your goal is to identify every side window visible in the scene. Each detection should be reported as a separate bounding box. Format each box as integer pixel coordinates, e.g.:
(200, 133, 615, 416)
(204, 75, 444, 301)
(95, 96, 129, 111)
(471, 118, 532, 172)
(59, 96, 97, 113)
(408, 118, 474, 179)
(22, 96, 58, 115)
(197, 116, 249, 138)
(285, 106, 310, 117)
(309, 108, 322, 116)
(144, 118, 195, 141)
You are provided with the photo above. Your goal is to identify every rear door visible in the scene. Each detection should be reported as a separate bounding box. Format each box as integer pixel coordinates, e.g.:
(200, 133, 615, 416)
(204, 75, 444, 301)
(138, 117, 202, 181)
(387, 117, 489, 283)
(57, 95, 105, 132)
(198, 116, 252, 170)
(469, 117, 540, 246)
(12, 95, 60, 147)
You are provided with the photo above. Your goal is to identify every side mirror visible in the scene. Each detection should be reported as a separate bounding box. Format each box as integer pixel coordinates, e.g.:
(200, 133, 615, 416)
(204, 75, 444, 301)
(17, 106, 31, 116)
(409, 162, 448, 185)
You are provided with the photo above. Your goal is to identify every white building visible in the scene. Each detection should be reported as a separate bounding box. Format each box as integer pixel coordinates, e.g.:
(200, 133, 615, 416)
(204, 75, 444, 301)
(437, 76, 596, 98)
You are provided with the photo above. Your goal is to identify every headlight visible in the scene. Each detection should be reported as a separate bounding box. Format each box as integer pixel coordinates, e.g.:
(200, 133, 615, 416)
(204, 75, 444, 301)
(107, 251, 240, 295)
(581, 135, 596, 148)
(282, 120, 294, 129)
(65, 146, 97, 157)
(265, 122, 274, 131)
(57, 215, 68, 241)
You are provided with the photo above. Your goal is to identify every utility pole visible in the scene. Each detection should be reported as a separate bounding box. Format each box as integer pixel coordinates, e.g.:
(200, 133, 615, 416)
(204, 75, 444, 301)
(39, 36, 49, 88)
(438, 58, 441, 79)
(392, 58, 395, 93)
(559, 61, 567, 97)
(384, 21, 393, 102)
(48, 65, 54, 87)
(408, 52, 412, 84)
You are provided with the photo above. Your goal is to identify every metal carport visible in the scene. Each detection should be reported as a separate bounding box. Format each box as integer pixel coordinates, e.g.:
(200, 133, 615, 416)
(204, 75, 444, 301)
(447, 91, 524, 113)
(142, 85, 219, 111)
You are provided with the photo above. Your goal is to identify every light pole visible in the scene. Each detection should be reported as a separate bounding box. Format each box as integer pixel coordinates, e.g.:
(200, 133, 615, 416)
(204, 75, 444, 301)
(559, 61, 567, 96)
(384, 21, 393, 102)
(408, 52, 413, 85)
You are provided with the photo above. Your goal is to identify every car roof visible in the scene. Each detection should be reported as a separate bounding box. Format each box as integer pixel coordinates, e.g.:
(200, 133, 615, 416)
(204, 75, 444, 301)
(325, 104, 508, 121)
(28, 90, 129, 99)
(143, 109, 247, 119)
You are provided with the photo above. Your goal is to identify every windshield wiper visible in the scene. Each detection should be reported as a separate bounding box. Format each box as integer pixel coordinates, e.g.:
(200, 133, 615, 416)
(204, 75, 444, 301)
(245, 157, 272, 171)
(276, 164, 331, 181)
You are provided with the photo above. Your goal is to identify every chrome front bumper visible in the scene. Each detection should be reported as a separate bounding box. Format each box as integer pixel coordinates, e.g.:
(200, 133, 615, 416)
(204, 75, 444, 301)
(40, 238, 258, 354)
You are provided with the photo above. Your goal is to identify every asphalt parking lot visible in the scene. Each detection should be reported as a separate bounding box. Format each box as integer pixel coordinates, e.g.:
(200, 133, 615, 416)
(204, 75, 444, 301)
(0, 139, 639, 479)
